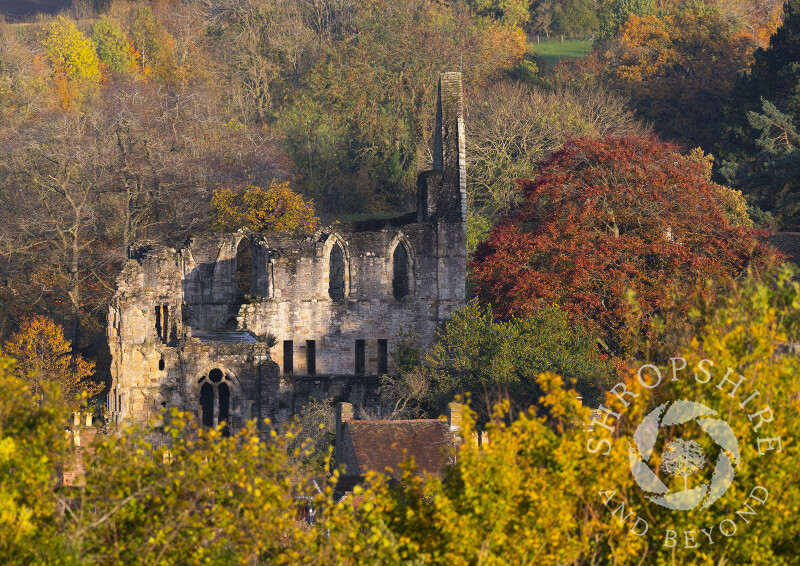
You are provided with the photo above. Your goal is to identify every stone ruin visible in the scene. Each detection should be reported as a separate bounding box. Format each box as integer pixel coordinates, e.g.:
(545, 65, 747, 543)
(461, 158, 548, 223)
(106, 72, 467, 431)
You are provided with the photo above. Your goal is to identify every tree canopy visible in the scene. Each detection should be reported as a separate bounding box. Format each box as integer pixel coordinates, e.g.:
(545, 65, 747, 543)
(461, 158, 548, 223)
(471, 135, 777, 358)
(0, 315, 98, 408)
(601, 4, 754, 149)
(212, 182, 319, 235)
(424, 299, 615, 416)
(717, 0, 800, 227)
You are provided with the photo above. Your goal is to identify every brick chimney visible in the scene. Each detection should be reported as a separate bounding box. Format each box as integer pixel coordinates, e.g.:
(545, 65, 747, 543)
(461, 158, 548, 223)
(335, 402, 353, 449)
(447, 402, 462, 432)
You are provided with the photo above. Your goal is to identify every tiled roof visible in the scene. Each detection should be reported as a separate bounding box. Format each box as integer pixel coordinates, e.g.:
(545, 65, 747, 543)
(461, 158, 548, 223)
(334, 474, 364, 494)
(342, 419, 453, 479)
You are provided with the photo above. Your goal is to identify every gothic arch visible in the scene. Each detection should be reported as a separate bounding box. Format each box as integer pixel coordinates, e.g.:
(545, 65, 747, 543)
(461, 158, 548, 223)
(323, 232, 350, 302)
(192, 366, 244, 433)
(387, 233, 415, 300)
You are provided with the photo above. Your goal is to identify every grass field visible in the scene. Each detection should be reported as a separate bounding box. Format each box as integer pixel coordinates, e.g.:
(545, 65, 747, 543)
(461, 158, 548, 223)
(529, 39, 594, 68)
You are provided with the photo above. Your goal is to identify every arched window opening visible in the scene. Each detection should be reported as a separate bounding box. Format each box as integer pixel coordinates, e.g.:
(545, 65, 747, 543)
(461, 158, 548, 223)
(198, 369, 233, 434)
(224, 317, 238, 331)
(392, 243, 410, 300)
(329, 243, 345, 302)
(200, 383, 214, 427)
(236, 238, 252, 300)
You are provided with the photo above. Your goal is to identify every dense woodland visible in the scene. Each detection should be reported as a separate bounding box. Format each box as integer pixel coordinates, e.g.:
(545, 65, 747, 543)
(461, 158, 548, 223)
(1, 0, 800, 563)
(0, 0, 796, 364)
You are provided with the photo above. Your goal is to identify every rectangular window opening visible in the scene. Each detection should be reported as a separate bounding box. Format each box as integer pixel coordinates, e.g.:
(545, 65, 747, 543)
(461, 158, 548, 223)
(306, 340, 316, 375)
(162, 305, 169, 343)
(378, 339, 388, 375)
(355, 340, 366, 375)
(283, 340, 294, 374)
(155, 305, 162, 340)
(155, 305, 169, 344)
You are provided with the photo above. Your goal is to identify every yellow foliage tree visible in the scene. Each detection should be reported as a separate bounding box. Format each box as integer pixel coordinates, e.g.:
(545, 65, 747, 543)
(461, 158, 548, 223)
(0, 357, 69, 563)
(1, 268, 796, 563)
(0, 315, 99, 407)
(316, 267, 800, 565)
(212, 181, 320, 236)
(43, 16, 102, 109)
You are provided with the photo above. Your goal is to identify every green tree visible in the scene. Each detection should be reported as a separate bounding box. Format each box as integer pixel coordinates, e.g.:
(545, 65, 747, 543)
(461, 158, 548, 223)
(360, 266, 800, 564)
(718, 0, 800, 163)
(130, 7, 181, 83)
(553, 0, 599, 37)
(597, 0, 654, 40)
(92, 18, 136, 77)
(467, 0, 533, 27)
(720, 99, 800, 228)
(530, 0, 555, 38)
(427, 299, 615, 417)
(67, 414, 314, 564)
(277, 0, 526, 215)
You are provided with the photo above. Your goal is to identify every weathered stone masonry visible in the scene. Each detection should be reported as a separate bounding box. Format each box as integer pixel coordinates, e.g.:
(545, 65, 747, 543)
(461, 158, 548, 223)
(107, 72, 467, 430)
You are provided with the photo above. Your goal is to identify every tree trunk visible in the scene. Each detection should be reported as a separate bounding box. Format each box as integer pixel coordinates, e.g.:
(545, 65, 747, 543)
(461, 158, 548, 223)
(69, 208, 82, 348)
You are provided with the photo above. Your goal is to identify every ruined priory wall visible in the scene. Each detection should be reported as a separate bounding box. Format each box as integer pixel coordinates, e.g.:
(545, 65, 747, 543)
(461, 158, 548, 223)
(107, 247, 184, 424)
(240, 223, 443, 376)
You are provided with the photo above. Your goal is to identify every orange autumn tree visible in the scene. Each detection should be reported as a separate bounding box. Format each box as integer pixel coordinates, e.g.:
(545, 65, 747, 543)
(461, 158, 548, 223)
(653, 0, 784, 47)
(212, 181, 319, 236)
(602, 4, 754, 149)
(470, 136, 778, 360)
(0, 315, 99, 406)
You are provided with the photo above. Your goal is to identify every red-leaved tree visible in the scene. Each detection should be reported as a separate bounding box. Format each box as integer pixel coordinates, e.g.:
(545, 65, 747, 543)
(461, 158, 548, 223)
(471, 136, 778, 358)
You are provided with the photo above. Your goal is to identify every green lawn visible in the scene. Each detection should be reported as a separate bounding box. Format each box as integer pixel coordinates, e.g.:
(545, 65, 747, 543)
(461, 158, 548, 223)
(529, 39, 594, 69)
